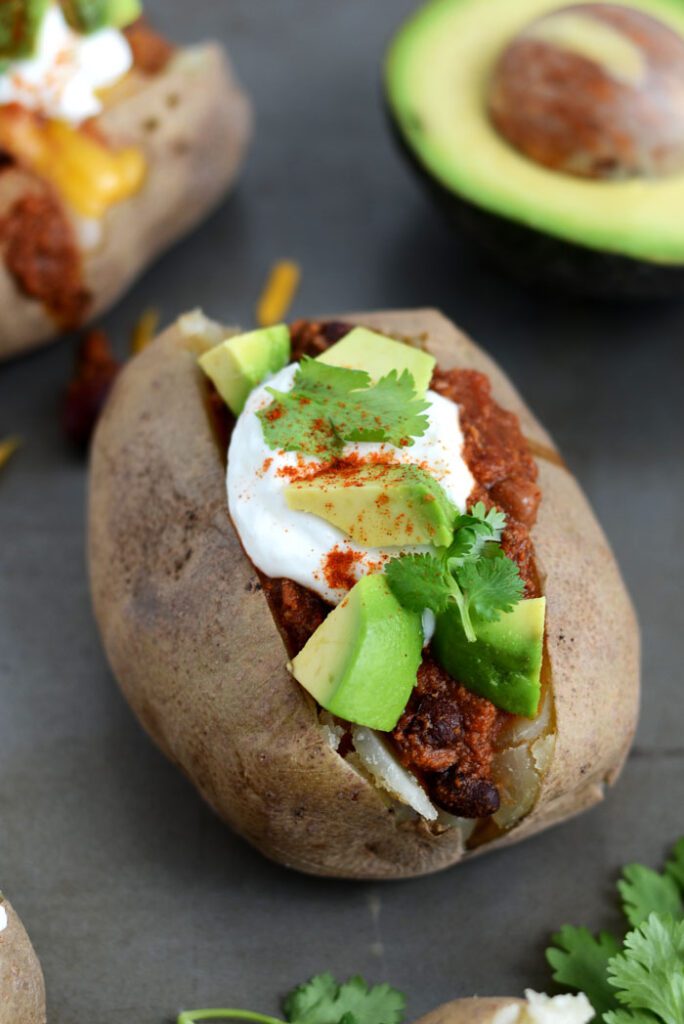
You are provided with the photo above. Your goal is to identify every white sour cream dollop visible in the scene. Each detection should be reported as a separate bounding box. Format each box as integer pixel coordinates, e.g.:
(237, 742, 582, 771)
(227, 362, 474, 605)
(493, 992, 594, 1024)
(0, 3, 133, 124)
(0, 904, 7, 932)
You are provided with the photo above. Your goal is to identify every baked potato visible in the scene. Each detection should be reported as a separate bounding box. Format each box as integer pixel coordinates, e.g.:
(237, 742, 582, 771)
(0, 896, 46, 1024)
(0, 7, 251, 361)
(413, 992, 593, 1024)
(88, 307, 640, 879)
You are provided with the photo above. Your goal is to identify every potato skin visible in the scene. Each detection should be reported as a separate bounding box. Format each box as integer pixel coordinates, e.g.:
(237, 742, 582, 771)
(0, 898, 46, 1024)
(413, 998, 524, 1024)
(88, 308, 640, 879)
(0, 44, 251, 361)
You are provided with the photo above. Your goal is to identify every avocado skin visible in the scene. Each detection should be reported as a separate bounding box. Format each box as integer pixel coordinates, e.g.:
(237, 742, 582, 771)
(387, 108, 684, 300)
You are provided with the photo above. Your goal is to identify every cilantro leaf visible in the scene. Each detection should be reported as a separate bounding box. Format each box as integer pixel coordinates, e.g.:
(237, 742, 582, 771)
(665, 839, 684, 893)
(296, 357, 371, 397)
(283, 973, 405, 1024)
(456, 551, 526, 622)
(619, 865, 683, 928)
(604, 1012, 660, 1024)
(458, 501, 506, 541)
(384, 502, 524, 644)
(258, 360, 430, 456)
(284, 973, 339, 1024)
(385, 553, 455, 615)
(447, 504, 502, 566)
(259, 388, 342, 459)
(546, 925, 621, 1017)
(607, 914, 684, 1024)
(331, 369, 430, 447)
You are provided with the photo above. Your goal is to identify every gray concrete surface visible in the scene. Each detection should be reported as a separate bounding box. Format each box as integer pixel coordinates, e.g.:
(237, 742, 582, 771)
(1, 1, 683, 1021)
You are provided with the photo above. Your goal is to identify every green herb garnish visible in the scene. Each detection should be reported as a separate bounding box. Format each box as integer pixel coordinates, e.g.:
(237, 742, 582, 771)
(257, 358, 430, 459)
(178, 973, 406, 1024)
(385, 501, 524, 642)
(546, 837, 684, 1023)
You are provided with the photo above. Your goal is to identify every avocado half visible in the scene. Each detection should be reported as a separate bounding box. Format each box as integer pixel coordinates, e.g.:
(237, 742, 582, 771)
(385, 0, 684, 299)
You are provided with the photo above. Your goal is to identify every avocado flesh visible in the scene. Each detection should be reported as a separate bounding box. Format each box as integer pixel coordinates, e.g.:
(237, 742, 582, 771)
(289, 574, 423, 731)
(432, 597, 546, 717)
(0, 0, 49, 60)
(286, 463, 456, 548)
(317, 327, 436, 396)
(61, 0, 141, 33)
(199, 325, 291, 416)
(386, 0, 684, 267)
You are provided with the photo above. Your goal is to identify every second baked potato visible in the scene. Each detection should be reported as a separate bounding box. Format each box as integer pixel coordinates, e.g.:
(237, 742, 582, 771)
(0, 5, 251, 360)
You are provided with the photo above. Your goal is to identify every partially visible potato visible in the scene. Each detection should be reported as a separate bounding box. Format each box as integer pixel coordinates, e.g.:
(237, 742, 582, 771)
(88, 308, 640, 879)
(415, 999, 525, 1024)
(413, 992, 594, 1024)
(0, 43, 251, 360)
(0, 897, 46, 1024)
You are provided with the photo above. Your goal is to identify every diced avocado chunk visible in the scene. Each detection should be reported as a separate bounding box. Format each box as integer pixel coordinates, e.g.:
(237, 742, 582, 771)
(432, 597, 546, 717)
(289, 574, 422, 731)
(60, 0, 141, 34)
(198, 324, 291, 416)
(317, 327, 435, 396)
(0, 0, 49, 61)
(286, 463, 455, 548)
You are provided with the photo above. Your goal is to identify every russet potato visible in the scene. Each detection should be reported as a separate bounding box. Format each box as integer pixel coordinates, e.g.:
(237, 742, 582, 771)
(0, 44, 251, 360)
(88, 308, 640, 879)
(0, 897, 46, 1024)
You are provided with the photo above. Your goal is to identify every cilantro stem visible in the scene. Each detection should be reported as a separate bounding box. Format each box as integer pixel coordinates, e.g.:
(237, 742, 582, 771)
(449, 584, 476, 643)
(178, 1010, 286, 1024)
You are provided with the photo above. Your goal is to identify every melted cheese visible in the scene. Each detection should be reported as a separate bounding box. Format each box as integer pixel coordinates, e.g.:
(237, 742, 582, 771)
(0, 111, 146, 218)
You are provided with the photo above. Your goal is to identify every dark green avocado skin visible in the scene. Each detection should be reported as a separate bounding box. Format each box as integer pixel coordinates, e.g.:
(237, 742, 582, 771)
(387, 109, 684, 300)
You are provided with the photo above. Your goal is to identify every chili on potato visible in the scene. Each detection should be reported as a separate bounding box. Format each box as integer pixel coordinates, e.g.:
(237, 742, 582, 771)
(232, 320, 542, 819)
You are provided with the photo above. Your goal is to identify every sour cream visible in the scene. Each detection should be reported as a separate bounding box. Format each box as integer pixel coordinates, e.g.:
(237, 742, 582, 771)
(0, 3, 133, 124)
(227, 362, 474, 605)
(510, 991, 594, 1024)
(0, 903, 7, 932)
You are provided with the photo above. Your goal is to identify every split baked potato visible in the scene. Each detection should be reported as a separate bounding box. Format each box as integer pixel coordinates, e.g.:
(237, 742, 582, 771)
(0, 12, 251, 361)
(88, 308, 640, 879)
(0, 896, 46, 1024)
(413, 993, 593, 1024)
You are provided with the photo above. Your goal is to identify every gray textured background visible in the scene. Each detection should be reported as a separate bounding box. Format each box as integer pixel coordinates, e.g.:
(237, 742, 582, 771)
(1, 1, 683, 1022)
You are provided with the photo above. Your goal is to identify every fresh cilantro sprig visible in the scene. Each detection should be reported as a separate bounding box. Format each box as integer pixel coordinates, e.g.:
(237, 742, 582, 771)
(283, 972, 405, 1024)
(385, 501, 524, 642)
(178, 973, 405, 1024)
(546, 838, 684, 1023)
(257, 358, 430, 459)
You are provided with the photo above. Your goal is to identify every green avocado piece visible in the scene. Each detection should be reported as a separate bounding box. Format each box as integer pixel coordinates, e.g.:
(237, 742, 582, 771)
(286, 462, 455, 548)
(290, 574, 422, 731)
(60, 0, 141, 33)
(317, 327, 435, 395)
(0, 0, 49, 61)
(198, 324, 291, 416)
(432, 597, 546, 717)
(385, 0, 684, 296)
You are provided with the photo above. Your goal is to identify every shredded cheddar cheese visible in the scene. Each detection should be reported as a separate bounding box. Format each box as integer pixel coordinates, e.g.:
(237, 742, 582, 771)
(0, 436, 21, 472)
(256, 260, 301, 328)
(0, 111, 146, 219)
(131, 307, 160, 354)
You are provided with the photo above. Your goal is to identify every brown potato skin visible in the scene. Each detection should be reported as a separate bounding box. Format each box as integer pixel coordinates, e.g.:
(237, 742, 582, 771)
(414, 998, 525, 1024)
(88, 308, 640, 879)
(0, 898, 46, 1024)
(0, 44, 251, 361)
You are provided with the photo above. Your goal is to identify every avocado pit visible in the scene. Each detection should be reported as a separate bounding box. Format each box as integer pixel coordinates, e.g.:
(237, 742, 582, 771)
(488, 2, 684, 179)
